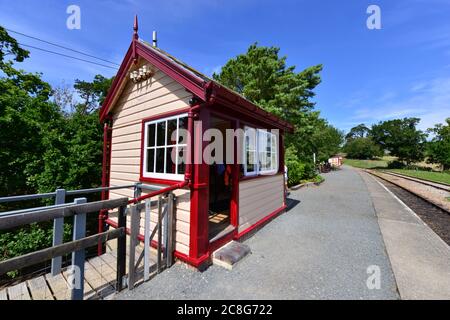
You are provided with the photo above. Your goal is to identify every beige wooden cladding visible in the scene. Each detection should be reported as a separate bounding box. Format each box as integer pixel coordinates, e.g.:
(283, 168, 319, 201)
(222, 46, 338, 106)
(107, 63, 193, 255)
(238, 174, 284, 232)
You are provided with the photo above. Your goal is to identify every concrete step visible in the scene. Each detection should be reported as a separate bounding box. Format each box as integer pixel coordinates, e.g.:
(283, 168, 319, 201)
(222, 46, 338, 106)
(212, 241, 251, 270)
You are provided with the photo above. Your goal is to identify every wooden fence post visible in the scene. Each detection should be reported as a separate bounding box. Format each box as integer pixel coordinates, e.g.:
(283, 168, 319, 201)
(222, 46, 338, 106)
(51, 188, 66, 275)
(71, 197, 87, 300)
(157, 195, 162, 273)
(144, 198, 151, 281)
(166, 193, 175, 267)
(128, 205, 140, 290)
(116, 205, 127, 292)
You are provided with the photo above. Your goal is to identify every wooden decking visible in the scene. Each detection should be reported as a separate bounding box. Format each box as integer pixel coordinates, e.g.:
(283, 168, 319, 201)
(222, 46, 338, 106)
(0, 243, 149, 300)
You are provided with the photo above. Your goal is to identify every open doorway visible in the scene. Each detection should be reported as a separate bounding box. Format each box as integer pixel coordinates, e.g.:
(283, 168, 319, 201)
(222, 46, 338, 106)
(208, 116, 234, 242)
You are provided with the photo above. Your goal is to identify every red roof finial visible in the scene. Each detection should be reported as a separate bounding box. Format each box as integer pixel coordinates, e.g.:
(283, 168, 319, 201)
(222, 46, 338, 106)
(133, 15, 139, 40)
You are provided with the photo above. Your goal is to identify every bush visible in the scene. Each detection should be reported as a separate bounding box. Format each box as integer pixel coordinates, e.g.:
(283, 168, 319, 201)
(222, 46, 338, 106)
(387, 160, 405, 169)
(0, 222, 72, 278)
(302, 162, 316, 180)
(286, 159, 305, 187)
(344, 137, 383, 160)
(285, 145, 320, 186)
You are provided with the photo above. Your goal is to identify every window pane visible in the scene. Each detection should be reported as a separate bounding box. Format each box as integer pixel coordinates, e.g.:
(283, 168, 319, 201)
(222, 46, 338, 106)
(258, 130, 267, 154)
(146, 148, 154, 173)
(147, 124, 155, 147)
(177, 146, 186, 174)
(266, 133, 271, 152)
(178, 117, 188, 144)
(167, 119, 177, 145)
(271, 153, 277, 170)
(266, 151, 272, 170)
(179, 116, 188, 130)
(271, 133, 277, 151)
(246, 128, 256, 150)
(155, 148, 165, 173)
(166, 147, 176, 174)
(156, 121, 166, 146)
(246, 151, 255, 173)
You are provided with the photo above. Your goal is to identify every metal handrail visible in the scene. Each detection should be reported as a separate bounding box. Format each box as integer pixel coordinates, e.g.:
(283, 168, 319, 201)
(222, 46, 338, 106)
(0, 197, 129, 300)
(0, 183, 166, 206)
(0, 184, 137, 204)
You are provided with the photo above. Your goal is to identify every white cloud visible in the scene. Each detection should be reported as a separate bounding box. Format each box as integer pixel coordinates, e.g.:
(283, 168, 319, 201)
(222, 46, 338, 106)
(348, 77, 450, 130)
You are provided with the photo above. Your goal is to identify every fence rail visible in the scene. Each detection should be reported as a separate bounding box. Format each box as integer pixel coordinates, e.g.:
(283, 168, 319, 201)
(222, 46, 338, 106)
(0, 182, 179, 300)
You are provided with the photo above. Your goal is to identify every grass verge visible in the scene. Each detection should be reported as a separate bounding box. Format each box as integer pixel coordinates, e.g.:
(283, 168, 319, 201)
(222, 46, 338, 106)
(343, 158, 388, 169)
(386, 169, 450, 185)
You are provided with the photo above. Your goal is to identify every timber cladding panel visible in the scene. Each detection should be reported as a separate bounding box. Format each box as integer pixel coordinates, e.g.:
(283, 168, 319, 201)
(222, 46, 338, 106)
(238, 174, 284, 232)
(107, 61, 193, 256)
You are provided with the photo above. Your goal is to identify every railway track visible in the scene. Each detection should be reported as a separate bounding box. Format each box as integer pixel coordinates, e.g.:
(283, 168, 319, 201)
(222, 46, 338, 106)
(379, 170, 450, 192)
(373, 177, 450, 246)
(365, 169, 450, 214)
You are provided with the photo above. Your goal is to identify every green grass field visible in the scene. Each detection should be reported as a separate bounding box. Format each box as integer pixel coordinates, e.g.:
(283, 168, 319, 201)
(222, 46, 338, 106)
(386, 169, 450, 185)
(343, 158, 389, 169)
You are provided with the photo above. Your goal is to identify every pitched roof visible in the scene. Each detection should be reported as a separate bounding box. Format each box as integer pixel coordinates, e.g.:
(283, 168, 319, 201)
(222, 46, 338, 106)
(100, 37, 294, 132)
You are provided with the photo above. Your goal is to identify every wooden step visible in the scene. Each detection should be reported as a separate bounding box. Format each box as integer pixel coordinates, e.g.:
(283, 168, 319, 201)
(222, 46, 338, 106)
(212, 241, 251, 270)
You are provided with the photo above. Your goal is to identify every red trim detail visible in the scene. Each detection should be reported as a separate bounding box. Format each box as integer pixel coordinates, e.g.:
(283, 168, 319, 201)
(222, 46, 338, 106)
(240, 173, 282, 182)
(99, 39, 293, 132)
(107, 218, 209, 267)
(174, 251, 210, 268)
(140, 177, 184, 184)
(188, 108, 210, 260)
(208, 229, 237, 253)
(209, 83, 294, 132)
(99, 41, 207, 121)
(99, 121, 112, 255)
(140, 107, 191, 124)
(230, 118, 240, 227)
(106, 221, 209, 268)
(100, 44, 134, 121)
(128, 180, 188, 204)
(136, 43, 206, 100)
(235, 205, 287, 239)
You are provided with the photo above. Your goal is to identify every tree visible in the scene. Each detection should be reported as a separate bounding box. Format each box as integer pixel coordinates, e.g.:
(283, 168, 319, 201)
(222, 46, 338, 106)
(345, 124, 370, 142)
(74, 75, 113, 114)
(213, 43, 327, 163)
(427, 118, 450, 170)
(0, 26, 60, 197)
(0, 26, 29, 68)
(344, 137, 383, 159)
(310, 120, 344, 162)
(371, 118, 427, 164)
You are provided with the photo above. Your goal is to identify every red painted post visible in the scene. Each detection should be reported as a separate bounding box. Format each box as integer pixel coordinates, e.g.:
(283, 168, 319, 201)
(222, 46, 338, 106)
(188, 108, 210, 263)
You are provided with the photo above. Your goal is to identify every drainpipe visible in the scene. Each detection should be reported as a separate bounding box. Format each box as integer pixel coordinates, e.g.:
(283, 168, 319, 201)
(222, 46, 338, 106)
(185, 102, 202, 184)
(127, 99, 203, 205)
(98, 116, 112, 255)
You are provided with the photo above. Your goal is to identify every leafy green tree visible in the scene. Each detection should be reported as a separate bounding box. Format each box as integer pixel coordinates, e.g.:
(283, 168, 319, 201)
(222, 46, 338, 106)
(0, 26, 60, 197)
(74, 75, 113, 114)
(310, 120, 344, 162)
(371, 118, 427, 164)
(213, 43, 333, 164)
(344, 137, 383, 159)
(427, 118, 450, 170)
(0, 26, 29, 68)
(0, 27, 111, 274)
(345, 124, 370, 142)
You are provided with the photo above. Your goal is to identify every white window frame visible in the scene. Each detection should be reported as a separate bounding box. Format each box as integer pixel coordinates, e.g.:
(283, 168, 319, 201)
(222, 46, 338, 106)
(243, 127, 258, 176)
(143, 113, 188, 181)
(243, 126, 278, 177)
(257, 129, 278, 175)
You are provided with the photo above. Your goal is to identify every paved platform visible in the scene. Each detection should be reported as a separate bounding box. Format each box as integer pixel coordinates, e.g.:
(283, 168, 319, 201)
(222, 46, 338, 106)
(360, 171, 450, 300)
(117, 166, 399, 300)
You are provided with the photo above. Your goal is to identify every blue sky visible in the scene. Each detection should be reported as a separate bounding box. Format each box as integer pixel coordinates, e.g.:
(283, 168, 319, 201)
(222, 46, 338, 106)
(0, 0, 449, 132)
